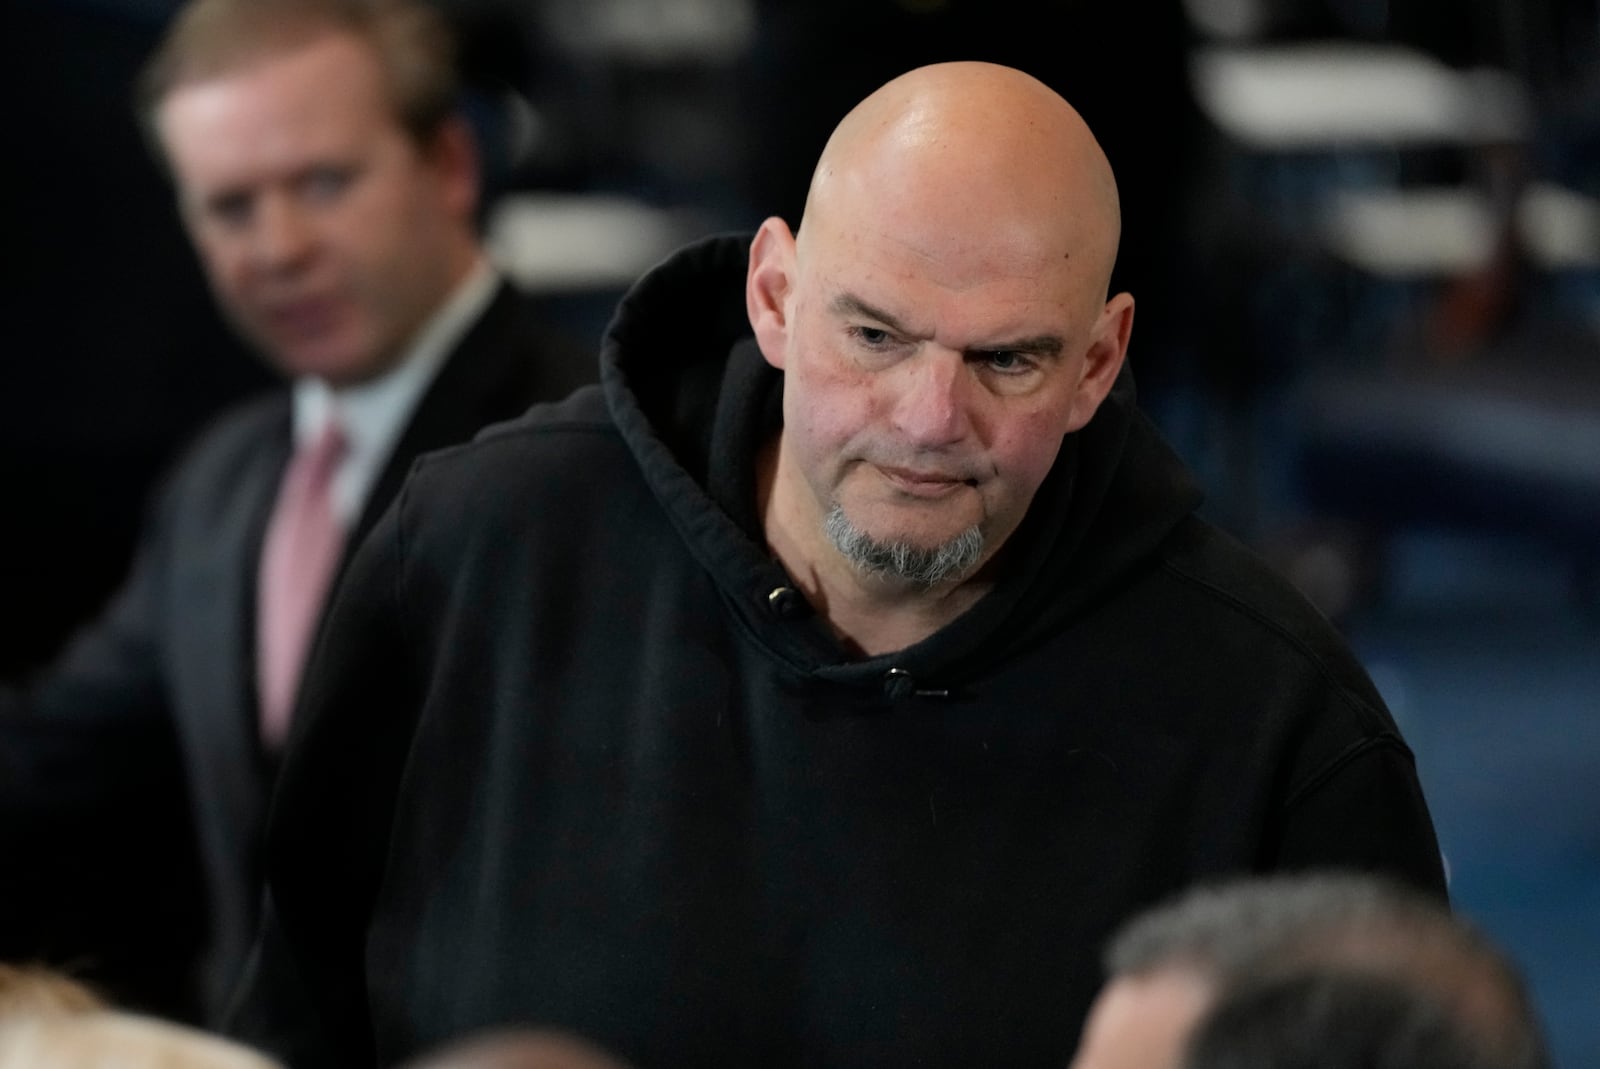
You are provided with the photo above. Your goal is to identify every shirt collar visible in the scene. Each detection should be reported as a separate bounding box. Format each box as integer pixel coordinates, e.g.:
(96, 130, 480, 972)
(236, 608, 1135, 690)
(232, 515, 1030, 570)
(290, 257, 498, 449)
(288, 258, 500, 521)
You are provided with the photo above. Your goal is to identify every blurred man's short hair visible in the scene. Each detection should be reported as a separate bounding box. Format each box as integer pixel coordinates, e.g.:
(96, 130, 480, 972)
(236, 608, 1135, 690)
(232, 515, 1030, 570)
(137, 0, 459, 149)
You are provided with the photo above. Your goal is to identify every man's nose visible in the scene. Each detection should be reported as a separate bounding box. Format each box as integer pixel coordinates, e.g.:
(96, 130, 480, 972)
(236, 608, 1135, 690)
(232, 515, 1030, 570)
(891, 348, 975, 448)
(251, 194, 316, 270)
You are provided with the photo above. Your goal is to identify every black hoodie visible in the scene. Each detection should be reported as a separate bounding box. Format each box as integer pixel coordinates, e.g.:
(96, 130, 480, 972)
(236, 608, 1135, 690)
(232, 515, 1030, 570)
(251, 235, 1445, 1069)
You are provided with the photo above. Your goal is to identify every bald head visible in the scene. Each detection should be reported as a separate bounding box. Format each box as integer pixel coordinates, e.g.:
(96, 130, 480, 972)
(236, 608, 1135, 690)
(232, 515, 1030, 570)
(397, 1028, 635, 1069)
(802, 61, 1122, 309)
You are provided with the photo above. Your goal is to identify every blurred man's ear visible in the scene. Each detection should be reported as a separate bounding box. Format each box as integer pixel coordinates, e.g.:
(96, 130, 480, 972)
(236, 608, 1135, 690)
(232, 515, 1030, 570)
(426, 114, 481, 224)
(1064, 292, 1135, 433)
(746, 217, 797, 370)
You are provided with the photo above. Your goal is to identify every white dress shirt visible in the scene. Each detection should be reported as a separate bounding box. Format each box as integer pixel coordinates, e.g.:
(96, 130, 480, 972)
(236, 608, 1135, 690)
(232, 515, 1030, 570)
(288, 259, 499, 526)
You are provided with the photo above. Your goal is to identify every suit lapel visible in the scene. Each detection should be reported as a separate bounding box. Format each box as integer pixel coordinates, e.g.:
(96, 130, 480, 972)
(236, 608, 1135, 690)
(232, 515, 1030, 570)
(167, 403, 292, 870)
(348, 281, 531, 551)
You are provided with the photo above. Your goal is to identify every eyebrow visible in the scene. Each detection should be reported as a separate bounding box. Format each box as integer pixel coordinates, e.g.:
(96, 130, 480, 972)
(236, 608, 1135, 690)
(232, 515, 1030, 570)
(830, 293, 1065, 358)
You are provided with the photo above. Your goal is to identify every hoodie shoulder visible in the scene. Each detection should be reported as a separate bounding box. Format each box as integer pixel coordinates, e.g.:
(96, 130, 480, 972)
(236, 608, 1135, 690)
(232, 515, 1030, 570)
(474, 382, 613, 444)
(1157, 515, 1395, 727)
(399, 384, 626, 518)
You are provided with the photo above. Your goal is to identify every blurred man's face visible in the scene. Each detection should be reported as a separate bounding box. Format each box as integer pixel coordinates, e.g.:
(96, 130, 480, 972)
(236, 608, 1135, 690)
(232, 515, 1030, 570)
(1068, 970, 1214, 1069)
(157, 31, 476, 386)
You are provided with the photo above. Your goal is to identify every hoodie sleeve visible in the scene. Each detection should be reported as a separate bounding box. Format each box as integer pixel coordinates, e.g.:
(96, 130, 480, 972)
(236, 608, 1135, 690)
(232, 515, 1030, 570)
(1267, 718, 1448, 900)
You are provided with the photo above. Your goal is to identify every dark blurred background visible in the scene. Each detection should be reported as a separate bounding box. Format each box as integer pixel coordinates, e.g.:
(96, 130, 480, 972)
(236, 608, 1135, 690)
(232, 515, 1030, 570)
(4, 0, 1597, 1064)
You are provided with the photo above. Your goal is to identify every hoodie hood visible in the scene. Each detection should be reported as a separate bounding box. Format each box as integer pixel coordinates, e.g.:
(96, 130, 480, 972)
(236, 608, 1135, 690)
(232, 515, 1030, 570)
(599, 233, 1204, 692)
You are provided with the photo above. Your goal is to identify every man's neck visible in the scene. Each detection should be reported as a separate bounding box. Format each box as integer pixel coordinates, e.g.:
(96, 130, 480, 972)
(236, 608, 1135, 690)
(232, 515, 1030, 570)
(757, 435, 992, 658)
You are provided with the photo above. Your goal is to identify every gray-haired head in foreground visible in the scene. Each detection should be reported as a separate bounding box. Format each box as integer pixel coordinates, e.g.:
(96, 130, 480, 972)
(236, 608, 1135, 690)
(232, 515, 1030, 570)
(1103, 871, 1550, 1069)
(1182, 970, 1496, 1069)
(823, 504, 984, 587)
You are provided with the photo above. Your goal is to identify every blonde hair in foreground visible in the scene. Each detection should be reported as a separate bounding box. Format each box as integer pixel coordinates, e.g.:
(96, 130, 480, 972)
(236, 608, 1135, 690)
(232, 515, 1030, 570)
(0, 1010, 285, 1069)
(0, 963, 106, 1018)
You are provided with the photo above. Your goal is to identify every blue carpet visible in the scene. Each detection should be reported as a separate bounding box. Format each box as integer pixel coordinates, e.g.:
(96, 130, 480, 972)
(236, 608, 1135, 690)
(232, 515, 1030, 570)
(1347, 531, 1600, 1069)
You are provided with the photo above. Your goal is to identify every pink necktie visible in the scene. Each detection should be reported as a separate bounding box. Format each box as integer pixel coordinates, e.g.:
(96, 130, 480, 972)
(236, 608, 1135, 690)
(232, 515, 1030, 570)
(256, 417, 348, 749)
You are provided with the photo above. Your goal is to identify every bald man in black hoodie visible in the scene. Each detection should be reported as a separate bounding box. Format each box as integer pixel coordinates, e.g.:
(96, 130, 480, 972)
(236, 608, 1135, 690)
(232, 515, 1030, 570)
(242, 61, 1445, 1069)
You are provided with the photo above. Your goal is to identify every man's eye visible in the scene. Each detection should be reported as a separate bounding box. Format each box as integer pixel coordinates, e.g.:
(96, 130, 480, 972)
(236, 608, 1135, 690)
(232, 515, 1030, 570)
(853, 326, 892, 346)
(205, 194, 253, 228)
(302, 167, 353, 202)
(981, 350, 1030, 373)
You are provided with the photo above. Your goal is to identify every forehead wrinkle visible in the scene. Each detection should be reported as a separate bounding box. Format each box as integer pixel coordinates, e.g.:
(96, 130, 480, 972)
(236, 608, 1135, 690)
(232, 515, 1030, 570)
(805, 167, 1107, 332)
(829, 288, 1068, 360)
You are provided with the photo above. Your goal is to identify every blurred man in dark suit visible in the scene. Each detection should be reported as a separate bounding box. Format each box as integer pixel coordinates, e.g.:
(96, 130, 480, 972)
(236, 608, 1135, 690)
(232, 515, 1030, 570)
(1, 0, 590, 1024)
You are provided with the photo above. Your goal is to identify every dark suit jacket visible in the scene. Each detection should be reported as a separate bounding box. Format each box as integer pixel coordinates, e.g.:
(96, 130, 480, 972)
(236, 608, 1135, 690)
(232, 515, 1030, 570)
(0, 282, 593, 1021)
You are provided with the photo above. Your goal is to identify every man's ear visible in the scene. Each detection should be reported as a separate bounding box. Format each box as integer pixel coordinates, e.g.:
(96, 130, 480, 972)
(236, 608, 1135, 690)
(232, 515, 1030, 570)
(426, 115, 481, 224)
(1064, 291, 1135, 432)
(746, 216, 797, 370)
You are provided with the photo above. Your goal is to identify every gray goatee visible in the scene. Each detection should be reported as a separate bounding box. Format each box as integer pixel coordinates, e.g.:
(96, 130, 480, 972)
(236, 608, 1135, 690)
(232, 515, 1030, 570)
(823, 504, 984, 587)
